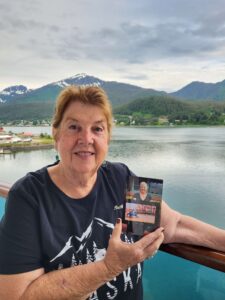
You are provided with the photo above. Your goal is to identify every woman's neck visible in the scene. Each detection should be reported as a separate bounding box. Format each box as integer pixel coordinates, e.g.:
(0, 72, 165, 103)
(48, 163, 97, 199)
(140, 192, 147, 200)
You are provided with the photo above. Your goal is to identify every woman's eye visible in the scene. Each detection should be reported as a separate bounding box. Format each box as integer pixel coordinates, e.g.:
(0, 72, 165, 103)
(94, 126, 104, 133)
(68, 124, 78, 130)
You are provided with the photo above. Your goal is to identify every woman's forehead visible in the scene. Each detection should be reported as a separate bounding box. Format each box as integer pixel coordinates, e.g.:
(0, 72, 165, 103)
(140, 182, 148, 187)
(63, 102, 107, 123)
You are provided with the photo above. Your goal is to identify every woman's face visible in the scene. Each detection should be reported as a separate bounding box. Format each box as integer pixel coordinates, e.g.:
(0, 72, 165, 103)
(140, 182, 148, 194)
(55, 101, 109, 178)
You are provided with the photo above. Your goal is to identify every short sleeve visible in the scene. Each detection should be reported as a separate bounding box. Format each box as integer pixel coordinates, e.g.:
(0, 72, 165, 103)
(0, 180, 43, 274)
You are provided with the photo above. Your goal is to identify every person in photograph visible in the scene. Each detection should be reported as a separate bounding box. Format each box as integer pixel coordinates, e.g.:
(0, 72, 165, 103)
(1, 85, 225, 300)
(134, 181, 152, 204)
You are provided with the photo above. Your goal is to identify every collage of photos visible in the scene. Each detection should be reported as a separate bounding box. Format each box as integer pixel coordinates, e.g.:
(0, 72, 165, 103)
(124, 176, 163, 235)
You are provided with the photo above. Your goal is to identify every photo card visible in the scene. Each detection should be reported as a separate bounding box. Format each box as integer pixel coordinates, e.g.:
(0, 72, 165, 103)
(123, 175, 163, 236)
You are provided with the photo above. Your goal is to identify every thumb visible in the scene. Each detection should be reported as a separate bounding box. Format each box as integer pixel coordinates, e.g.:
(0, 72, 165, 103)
(111, 218, 122, 240)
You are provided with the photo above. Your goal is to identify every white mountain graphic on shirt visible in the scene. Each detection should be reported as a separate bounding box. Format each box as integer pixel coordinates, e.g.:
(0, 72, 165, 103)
(50, 218, 114, 263)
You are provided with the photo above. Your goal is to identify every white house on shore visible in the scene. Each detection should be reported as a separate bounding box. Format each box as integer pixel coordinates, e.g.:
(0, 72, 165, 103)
(0, 135, 13, 144)
(0, 135, 26, 144)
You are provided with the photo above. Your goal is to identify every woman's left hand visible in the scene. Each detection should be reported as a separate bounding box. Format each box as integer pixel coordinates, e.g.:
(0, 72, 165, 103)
(103, 219, 164, 277)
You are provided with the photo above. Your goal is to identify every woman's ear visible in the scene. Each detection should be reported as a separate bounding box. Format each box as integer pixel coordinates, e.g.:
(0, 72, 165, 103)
(52, 127, 58, 150)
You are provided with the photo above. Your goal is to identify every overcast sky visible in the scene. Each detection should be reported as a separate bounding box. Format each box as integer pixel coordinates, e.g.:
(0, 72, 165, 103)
(1, 0, 225, 92)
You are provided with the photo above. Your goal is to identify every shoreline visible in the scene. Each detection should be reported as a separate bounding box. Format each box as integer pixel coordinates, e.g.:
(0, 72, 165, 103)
(115, 123, 225, 128)
(0, 143, 54, 154)
(1, 125, 225, 154)
(2, 124, 225, 129)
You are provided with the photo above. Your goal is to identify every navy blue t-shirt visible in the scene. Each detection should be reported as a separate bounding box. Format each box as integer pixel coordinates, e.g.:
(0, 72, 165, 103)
(0, 161, 143, 300)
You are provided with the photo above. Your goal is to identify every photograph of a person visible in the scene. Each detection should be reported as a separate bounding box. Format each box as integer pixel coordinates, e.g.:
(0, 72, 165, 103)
(124, 176, 163, 235)
(133, 181, 152, 204)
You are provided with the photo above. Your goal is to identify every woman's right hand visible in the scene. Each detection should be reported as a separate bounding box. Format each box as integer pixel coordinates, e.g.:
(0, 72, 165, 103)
(103, 219, 164, 277)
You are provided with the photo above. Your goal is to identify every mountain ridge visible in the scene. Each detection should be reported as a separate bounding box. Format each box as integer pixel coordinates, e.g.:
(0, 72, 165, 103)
(0, 85, 31, 103)
(170, 79, 225, 101)
(1, 74, 225, 105)
(0, 73, 165, 107)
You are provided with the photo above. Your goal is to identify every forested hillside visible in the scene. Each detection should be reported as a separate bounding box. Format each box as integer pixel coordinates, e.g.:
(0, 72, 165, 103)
(1, 88, 225, 126)
(114, 95, 225, 126)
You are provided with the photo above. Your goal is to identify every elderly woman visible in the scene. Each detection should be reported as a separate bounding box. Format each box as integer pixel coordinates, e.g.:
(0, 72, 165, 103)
(133, 181, 151, 204)
(0, 86, 225, 300)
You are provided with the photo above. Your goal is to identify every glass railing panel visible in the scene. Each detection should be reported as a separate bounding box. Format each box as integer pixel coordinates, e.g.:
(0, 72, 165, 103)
(143, 251, 225, 300)
(0, 196, 6, 219)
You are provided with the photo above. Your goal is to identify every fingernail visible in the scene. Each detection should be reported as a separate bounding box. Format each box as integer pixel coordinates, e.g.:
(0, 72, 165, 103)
(122, 223, 127, 232)
(116, 218, 121, 224)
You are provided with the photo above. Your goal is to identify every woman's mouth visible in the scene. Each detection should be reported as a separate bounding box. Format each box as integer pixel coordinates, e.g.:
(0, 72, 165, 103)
(74, 151, 95, 157)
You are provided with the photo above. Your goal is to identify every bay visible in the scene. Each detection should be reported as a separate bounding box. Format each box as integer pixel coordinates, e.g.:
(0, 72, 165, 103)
(1, 126, 225, 228)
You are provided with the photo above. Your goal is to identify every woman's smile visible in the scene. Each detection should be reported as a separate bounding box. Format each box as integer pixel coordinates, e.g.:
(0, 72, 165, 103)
(74, 150, 95, 158)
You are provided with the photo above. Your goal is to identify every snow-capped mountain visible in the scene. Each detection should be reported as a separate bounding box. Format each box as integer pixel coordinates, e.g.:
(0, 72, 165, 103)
(0, 73, 163, 107)
(0, 85, 30, 103)
(0, 74, 106, 104)
(52, 73, 103, 88)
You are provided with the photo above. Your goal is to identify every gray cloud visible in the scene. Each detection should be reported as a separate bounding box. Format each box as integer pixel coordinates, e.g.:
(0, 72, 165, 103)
(125, 74, 149, 81)
(1, 0, 225, 91)
(55, 18, 225, 64)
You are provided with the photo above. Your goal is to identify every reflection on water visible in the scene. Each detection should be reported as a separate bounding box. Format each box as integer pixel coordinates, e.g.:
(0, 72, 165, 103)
(1, 126, 225, 227)
(0, 149, 57, 184)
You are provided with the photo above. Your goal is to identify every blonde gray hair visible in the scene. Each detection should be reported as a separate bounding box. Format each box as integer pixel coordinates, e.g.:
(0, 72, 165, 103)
(52, 85, 113, 140)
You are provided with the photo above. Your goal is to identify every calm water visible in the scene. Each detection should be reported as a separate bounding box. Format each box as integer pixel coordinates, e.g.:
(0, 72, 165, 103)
(1, 126, 225, 300)
(1, 126, 225, 228)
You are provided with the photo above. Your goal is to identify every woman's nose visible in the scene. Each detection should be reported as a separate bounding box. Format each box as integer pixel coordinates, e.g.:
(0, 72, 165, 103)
(77, 129, 93, 145)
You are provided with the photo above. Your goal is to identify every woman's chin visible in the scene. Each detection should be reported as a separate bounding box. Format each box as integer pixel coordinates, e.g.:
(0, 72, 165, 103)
(71, 164, 98, 177)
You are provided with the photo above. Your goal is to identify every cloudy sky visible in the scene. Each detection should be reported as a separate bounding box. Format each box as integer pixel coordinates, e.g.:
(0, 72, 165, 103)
(1, 0, 225, 92)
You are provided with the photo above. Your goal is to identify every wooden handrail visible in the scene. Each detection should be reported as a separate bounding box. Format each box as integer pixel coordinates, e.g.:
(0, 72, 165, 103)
(0, 182, 10, 198)
(160, 243, 225, 273)
(0, 182, 225, 273)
